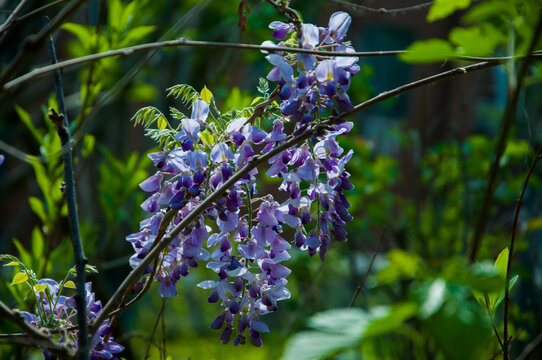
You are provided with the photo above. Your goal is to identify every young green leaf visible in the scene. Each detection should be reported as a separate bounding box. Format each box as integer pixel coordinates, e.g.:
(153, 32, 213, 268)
(201, 86, 213, 104)
(427, 0, 472, 22)
(11, 272, 29, 285)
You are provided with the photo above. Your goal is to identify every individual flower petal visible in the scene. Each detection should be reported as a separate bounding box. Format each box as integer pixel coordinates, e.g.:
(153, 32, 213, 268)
(297, 157, 319, 182)
(265, 54, 294, 83)
(211, 143, 234, 163)
(315, 59, 335, 83)
(269, 21, 293, 40)
(191, 100, 209, 123)
(328, 11, 351, 41)
(301, 23, 319, 48)
(139, 172, 163, 193)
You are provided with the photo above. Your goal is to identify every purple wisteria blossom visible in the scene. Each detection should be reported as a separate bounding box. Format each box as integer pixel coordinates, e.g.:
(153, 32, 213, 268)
(127, 10, 358, 348)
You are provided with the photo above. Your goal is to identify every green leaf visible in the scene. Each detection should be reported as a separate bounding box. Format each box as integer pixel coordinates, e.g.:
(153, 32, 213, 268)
(420, 278, 447, 319)
(62, 23, 92, 46)
(250, 97, 264, 106)
(31, 227, 44, 263)
(201, 86, 213, 104)
(166, 84, 199, 106)
(12, 238, 31, 269)
(4, 261, 20, 267)
(131, 106, 166, 129)
(82, 135, 96, 158)
(11, 272, 29, 285)
(64, 280, 76, 289)
(427, 0, 471, 22)
(15, 104, 42, 143)
(199, 130, 215, 147)
(119, 25, 156, 48)
(449, 24, 504, 56)
(157, 116, 168, 130)
(494, 247, 509, 278)
(377, 249, 423, 284)
(28, 197, 47, 224)
(283, 305, 417, 360)
(400, 39, 456, 63)
(34, 284, 47, 292)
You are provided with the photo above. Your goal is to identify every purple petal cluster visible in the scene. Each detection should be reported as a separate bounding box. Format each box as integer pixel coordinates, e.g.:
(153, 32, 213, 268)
(21, 280, 123, 359)
(128, 11, 357, 348)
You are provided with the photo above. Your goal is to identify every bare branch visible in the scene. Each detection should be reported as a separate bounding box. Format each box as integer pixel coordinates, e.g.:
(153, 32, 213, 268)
(0, 0, 29, 36)
(330, 0, 433, 16)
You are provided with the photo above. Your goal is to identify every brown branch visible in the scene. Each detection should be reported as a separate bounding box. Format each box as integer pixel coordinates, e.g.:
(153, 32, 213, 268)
(2, 39, 406, 92)
(469, 10, 542, 265)
(330, 0, 433, 15)
(341, 62, 498, 118)
(5, 36, 542, 94)
(349, 227, 386, 308)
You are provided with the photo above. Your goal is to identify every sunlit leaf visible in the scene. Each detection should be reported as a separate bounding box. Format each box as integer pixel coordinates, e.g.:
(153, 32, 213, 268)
(35, 284, 47, 292)
(201, 86, 213, 104)
(4, 261, 20, 267)
(64, 281, 76, 289)
(11, 272, 29, 285)
(157, 116, 168, 130)
(400, 39, 456, 63)
(427, 0, 471, 22)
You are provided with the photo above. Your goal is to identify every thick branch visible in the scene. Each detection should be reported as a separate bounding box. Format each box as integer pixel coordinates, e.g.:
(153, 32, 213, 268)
(46, 19, 89, 360)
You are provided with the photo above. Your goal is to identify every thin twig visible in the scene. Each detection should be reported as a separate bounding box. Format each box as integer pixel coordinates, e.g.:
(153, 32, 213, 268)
(0, 0, 89, 88)
(330, 0, 433, 15)
(469, 10, 542, 265)
(4, 36, 542, 93)
(0, 0, 29, 36)
(144, 299, 166, 360)
(46, 17, 89, 360)
(349, 227, 386, 308)
(342, 62, 495, 118)
(13, 0, 70, 26)
(0, 0, 69, 36)
(503, 147, 542, 358)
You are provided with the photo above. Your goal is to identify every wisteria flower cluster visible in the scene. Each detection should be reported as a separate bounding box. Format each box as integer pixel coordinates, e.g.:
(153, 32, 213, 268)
(19, 279, 123, 360)
(127, 11, 358, 347)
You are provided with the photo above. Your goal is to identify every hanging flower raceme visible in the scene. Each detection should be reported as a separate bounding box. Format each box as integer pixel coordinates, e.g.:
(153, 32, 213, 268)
(128, 10, 357, 348)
